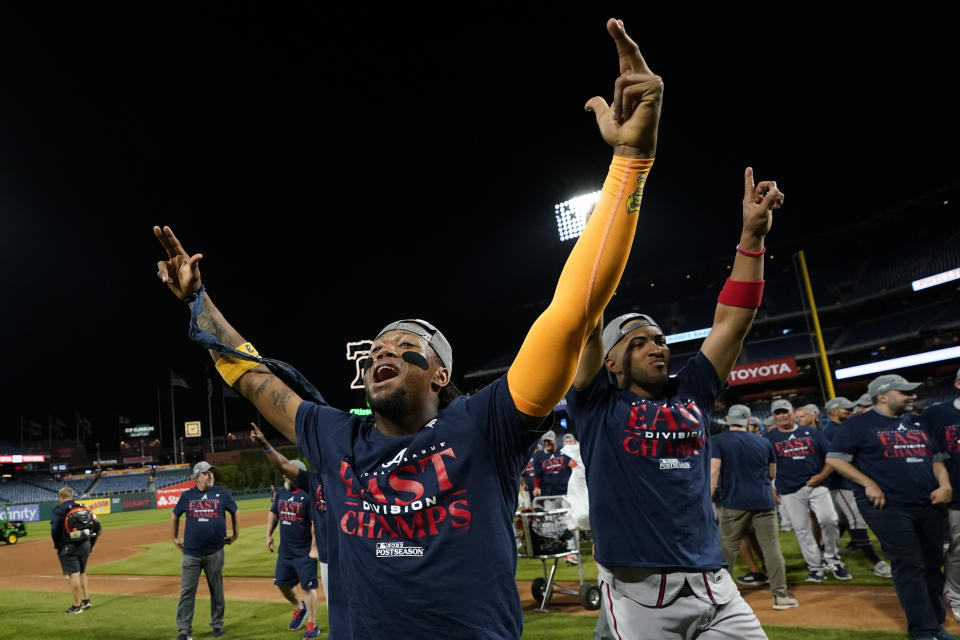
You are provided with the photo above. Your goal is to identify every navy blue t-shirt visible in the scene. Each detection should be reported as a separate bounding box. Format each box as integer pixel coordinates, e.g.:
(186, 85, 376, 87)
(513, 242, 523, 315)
(828, 409, 942, 506)
(294, 469, 328, 563)
(764, 425, 828, 496)
(918, 399, 960, 509)
(821, 420, 853, 491)
(174, 485, 238, 557)
(711, 430, 776, 510)
(271, 486, 313, 556)
(296, 374, 542, 640)
(565, 351, 725, 570)
(532, 450, 572, 497)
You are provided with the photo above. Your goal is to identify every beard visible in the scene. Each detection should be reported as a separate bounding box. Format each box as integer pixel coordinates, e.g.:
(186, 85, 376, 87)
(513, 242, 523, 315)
(624, 365, 669, 392)
(366, 386, 411, 421)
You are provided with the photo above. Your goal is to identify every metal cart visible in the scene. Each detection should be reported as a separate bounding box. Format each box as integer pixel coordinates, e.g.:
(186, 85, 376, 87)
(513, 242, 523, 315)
(515, 497, 601, 612)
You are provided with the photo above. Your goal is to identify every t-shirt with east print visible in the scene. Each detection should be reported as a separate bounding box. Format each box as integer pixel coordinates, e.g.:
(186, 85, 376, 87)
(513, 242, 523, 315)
(828, 409, 941, 506)
(764, 426, 827, 496)
(174, 485, 238, 557)
(565, 351, 725, 570)
(296, 375, 541, 640)
(918, 399, 960, 509)
(532, 450, 572, 497)
(271, 486, 313, 556)
(294, 469, 328, 563)
(711, 430, 776, 510)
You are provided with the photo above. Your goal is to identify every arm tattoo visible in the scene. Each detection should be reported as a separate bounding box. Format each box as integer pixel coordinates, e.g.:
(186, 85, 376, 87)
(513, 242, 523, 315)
(252, 376, 271, 399)
(270, 387, 293, 414)
(197, 311, 230, 343)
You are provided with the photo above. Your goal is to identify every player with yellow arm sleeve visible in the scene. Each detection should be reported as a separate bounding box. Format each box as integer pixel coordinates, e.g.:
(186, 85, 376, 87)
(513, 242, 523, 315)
(154, 18, 661, 640)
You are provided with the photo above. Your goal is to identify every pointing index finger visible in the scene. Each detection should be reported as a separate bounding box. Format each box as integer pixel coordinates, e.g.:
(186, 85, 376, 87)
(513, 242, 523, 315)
(607, 18, 651, 76)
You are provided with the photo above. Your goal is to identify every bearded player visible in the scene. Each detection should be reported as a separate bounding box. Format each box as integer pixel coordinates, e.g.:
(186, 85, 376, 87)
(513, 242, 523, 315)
(567, 169, 784, 638)
(155, 18, 662, 639)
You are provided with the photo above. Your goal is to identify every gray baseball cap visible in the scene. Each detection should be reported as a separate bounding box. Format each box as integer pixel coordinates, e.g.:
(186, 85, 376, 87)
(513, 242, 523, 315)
(762, 416, 775, 427)
(602, 313, 662, 358)
(800, 404, 820, 415)
(289, 460, 307, 472)
(726, 404, 751, 427)
(868, 374, 921, 398)
(748, 416, 761, 427)
(563, 433, 577, 443)
(376, 319, 453, 372)
(856, 392, 873, 407)
(541, 430, 557, 442)
(771, 398, 793, 412)
(192, 461, 215, 476)
(824, 397, 856, 412)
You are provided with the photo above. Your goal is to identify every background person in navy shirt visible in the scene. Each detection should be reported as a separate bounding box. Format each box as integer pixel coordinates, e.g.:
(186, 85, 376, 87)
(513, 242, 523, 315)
(531, 430, 573, 510)
(821, 396, 891, 578)
(711, 404, 796, 610)
(917, 368, 960, 624)
(251, 423, 328, 635)
(765, 398, 850, 583)
(171, 461, 238, 640)
(828, 373, 955, 640)
(567, 164, 785, 639)
(267, 459, 320, 639)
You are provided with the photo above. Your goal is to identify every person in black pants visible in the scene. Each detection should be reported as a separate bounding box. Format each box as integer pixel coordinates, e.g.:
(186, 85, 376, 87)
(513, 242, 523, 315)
(50, 487, 97, 613)
(828, 374, 956, 640)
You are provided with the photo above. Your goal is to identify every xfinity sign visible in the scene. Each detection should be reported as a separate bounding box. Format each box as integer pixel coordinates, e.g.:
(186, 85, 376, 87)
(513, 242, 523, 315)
(2, 504, 40, 522)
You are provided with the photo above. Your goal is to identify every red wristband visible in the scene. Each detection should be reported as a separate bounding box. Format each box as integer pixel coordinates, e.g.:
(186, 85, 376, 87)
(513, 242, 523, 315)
(718, 278, 764, 308)
(736, 245, 766, 257)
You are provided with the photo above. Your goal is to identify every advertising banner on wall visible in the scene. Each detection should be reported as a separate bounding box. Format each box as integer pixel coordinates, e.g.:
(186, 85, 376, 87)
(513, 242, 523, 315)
(77, 498, 111, 516)
(1, 504, 40, 522)
(727, 357, 798, 387)
(156, 480, 195, 509)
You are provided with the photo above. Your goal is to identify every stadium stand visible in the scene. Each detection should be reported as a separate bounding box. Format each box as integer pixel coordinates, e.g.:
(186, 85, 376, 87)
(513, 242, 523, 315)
(155, 468, 192, 488)
(0, 480, 57, 504)
(87, 472, 150, 496)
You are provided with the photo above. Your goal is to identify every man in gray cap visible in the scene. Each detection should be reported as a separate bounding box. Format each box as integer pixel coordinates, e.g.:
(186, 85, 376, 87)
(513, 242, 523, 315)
(821, 397, 891, 578)
(711, 404, 797, 610)
(531, 430, 574, 511)
(171, 461, 239, 640)
(795, 404, 821, 430)
(918, 367, 960, 622)
(764, 398, 850, 582)
(828, 374, 956, 640)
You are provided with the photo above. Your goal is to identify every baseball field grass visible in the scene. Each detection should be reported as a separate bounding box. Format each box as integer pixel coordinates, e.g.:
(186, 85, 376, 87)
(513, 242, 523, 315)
(0, 590, 909, 639)
(2, 497, 909, 638)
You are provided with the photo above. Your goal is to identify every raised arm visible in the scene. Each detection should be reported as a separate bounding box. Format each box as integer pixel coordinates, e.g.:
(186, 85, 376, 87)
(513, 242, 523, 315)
(699, 170, 784, 380)
(249, 422, 304, 480)
(507, 19, 663, 416)
(154, 225, 301, 442)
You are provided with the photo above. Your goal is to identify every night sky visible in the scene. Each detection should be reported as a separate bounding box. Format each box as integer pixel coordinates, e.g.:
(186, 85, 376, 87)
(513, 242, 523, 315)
(1, 6, 957, 449)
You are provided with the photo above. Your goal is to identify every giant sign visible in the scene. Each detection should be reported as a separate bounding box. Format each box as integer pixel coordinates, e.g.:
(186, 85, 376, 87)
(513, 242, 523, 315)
(0, 454, 45, 463)
(727, 357, 798, 387)
(1, 503, 40, 522)
(124, 424, 155, 438)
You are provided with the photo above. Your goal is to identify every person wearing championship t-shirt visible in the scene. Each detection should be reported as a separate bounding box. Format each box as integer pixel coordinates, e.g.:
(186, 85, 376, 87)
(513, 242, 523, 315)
(827, 374, 957, 640)
(821, 396, 891, 578)
(566, 167, 785, 638)
(711, 404, 796, 610)
(531, 430, 574, 510)
(154, 18, 663, 639)
(765, 398, 850, 583)
(250, 422, 329, 635)
(917, 368, 960, 623)
(171, 461, 238, 640)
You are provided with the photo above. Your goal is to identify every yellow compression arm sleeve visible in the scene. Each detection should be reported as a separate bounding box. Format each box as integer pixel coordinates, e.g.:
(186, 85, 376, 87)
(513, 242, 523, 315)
(508, 156, 654, 416)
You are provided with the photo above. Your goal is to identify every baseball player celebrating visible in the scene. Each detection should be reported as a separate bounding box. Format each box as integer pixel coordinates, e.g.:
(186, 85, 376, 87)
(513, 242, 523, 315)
(154, 18, 663, 638)
(567, 166, 784, 637)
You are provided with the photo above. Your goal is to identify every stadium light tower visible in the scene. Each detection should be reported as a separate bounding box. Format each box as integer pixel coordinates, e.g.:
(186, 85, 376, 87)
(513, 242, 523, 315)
(554, 190, 602, 241)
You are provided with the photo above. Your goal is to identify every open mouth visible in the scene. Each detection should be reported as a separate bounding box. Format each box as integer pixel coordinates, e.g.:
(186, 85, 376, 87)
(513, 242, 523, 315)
(373, 363, 400, 384)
